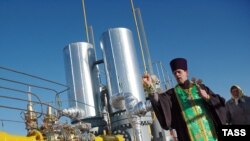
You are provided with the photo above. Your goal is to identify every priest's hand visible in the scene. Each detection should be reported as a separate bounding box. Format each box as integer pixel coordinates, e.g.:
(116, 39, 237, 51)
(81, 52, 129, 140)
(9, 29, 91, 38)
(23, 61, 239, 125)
(142, 73, 156, 95)
(192, 77, 210, 100)
(142, 73, 152, 87)
(197, 87, 210, 100)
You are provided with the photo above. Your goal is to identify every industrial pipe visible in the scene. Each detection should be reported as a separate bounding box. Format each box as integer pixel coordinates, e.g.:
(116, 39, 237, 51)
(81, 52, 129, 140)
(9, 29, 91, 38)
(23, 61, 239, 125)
(111, 92, 153, 141)
(0, 130, 44, 141)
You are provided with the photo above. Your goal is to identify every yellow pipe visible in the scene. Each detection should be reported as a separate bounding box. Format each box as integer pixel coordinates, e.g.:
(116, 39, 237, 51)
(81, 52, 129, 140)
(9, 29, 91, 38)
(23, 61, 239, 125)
(81, 0, 89, 42)
(0, 130, 124, 141)
(130, 0, 147, 72)
(95, 134, 124, 141)
(0, 130, 44, 141)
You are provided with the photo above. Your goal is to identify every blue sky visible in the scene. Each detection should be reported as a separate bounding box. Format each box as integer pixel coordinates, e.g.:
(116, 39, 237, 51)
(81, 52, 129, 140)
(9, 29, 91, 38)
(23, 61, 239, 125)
(0, 0, 250, 135)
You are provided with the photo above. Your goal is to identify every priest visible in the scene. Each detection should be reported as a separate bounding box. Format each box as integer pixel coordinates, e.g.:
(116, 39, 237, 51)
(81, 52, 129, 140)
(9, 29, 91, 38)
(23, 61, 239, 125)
(143, 58, 227, 141)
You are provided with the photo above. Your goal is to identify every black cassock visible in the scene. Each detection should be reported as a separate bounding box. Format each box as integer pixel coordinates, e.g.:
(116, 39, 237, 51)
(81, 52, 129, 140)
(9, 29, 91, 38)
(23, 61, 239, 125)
(149, 80, 227, 141)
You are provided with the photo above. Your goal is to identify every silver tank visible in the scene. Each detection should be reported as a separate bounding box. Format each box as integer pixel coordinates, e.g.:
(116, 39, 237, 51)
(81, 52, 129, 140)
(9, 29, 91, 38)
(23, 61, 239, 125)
(63, 42, 100, 118)
(100, 28, 151, 141)
(100, 28, 146, 112)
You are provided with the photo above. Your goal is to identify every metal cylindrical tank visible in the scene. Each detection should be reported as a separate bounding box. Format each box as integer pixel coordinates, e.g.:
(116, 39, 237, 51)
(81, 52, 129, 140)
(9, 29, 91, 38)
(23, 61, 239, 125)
(100, 27, 146, 111)
(100, 28, 152, 141)
(64, 42, 100, 118)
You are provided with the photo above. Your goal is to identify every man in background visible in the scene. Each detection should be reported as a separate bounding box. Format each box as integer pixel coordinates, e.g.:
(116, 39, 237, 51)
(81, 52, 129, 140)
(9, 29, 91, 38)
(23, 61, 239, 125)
(226, 85, 250, 125)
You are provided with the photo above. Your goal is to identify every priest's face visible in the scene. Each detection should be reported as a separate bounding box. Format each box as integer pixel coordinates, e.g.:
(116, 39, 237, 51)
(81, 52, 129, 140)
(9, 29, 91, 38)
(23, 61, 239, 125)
(173, 69, 188, 84)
